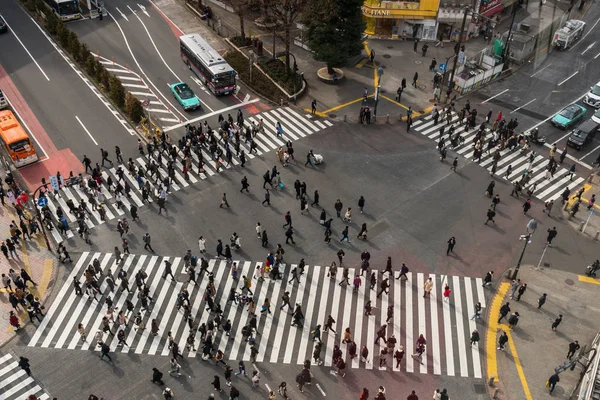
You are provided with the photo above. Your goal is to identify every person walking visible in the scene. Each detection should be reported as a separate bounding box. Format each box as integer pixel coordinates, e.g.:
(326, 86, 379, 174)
(163, 260, 175, 280)
(552, 314, 563, 331)
(498, 302, 511, 322)
(99, 341, 112, 361)
(19, 356, 31, 376)
(423, 277, 433, 297)
(567, 341, 580, 359)
(548, 373, 560, 394)
(484, 208, 496, 225)
(311, 324, 322, 343)
(396, 263, 409, 280)
(547, 227, 557, 246)
(446, 237, 456, 255)
(211, 375, 223, 393)
(219, 193, 230, 208)
(516, 283, 527, 301)
(538, 293, 547, 309)
(497, 330, 508, 350)
(443, 284, 451, 302)
(470, 329, 480, 346)
(340, 226, 350, 243)
(143, 233, 155, 252)
(377, 277, 390, 298)
(324, 315, 336, 334)
(407, 390, 419, 400)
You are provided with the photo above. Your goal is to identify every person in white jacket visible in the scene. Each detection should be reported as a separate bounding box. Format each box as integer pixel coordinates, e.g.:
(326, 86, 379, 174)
(198, 236, 206, 253)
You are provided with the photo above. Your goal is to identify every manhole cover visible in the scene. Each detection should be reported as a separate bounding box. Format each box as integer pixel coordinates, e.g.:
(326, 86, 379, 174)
(176, 273, 187, 283)
(387, 46, 393, 49)
(415, 60, 423, 64)
(383, 54, 391, 59)
(473, 383, 486, 394)
(329, 113, 337, 118)
(418, 84, 427, 90)
(565, 278, 574, 285)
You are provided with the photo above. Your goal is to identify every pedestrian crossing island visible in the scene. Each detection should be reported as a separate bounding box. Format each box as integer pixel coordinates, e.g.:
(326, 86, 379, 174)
(29, 252, 487, 378)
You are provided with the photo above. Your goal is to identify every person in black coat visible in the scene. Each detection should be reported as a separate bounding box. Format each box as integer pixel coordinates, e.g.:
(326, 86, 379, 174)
(152, 368, 164, 385)
(211, 375, 223, 392)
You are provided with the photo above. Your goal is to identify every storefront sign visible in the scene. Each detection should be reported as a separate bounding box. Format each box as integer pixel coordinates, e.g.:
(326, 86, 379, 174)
(479, 0, 503, 16)
(362, 7, 392, 16)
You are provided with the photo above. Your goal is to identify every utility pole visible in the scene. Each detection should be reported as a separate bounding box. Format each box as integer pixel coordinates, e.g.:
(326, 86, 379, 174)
(512, 232, 532, 279)
(448, 7, 469, 93)
(503, 5, 519, 67)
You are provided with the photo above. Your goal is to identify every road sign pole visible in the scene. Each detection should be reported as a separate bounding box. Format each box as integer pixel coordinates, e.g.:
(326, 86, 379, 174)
(32, 185, 52, 251)
(448, 7, 469, 98)
(512, 232, 531, 280)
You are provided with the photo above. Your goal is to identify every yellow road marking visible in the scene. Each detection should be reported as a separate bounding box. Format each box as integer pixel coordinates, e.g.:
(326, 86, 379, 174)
(486, 282, 533, 400)
(579, 275, 600, 284)
(362, 42, 378, 92)
(380, 95, 422, 114)
(320, 94, 375, 115)
(565, 184, 599, 209)
(302, 109, 328, 118)
(505, 329, 534, 400)
(422, 105, 435, 114)
(486, 282, 509, 383)
(355, 58, 369, 69)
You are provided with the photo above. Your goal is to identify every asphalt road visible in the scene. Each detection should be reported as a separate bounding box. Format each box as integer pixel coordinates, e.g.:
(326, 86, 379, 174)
(0, 0, 137, 160)
(469, 4, 600, 166)
(68, 0, 240, 128)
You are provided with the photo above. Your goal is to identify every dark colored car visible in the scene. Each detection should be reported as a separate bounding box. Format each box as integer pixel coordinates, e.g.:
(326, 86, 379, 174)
(567, 119, 599, 150)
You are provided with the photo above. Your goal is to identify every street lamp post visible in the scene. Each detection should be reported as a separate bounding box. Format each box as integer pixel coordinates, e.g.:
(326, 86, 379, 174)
(512, 232, 532, 280)
(32, 185, 52, 250)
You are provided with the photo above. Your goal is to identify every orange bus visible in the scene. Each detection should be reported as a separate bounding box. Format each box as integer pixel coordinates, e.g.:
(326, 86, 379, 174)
(0, 110, 39, 168)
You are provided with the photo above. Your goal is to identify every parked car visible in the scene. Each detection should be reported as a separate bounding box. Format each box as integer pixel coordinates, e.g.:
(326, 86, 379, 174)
(567, 119, 599, 150)
(169, 82, 201, 111)
(584, 82, 600, 108)
(551, 103, 587, 129)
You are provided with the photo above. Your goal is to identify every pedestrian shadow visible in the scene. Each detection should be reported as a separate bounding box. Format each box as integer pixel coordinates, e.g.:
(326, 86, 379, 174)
(494, 209, 511, 220)
(360, 212, 377, 221)
(486, 224, 506, 234)
(446, 253, 471, 267)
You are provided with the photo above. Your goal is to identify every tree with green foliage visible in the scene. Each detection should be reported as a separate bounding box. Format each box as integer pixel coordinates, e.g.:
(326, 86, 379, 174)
(68, 31, 81, 62)
(306, 0, 365, 75)
(109, 76, 126, 109)
(79, 42, 91, 66)
(85, 56, 96, 78)
(263, 0, 308, 73)
(125, 93, 145, 124)
(57, 22, 70, 48)
(98, 65, 110, 90)
(44, 12, 60, 35)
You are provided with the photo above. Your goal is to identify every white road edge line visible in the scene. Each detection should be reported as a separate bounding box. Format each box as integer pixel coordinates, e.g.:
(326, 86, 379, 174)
(558, 71, 579, 86)
(1, 14, 50, 81)
(510, 98, 536, 114)
(581, 143, 600, 160)
(3, 92, 49, 158)
(75, 116, 98, 145)
(163, 98, 260, 133)
(481, 89, 509, 104)
(108, 11, 188, 122)
(595, 52, 600, 60)
(29, 15, 137, 136)
(530, 63, 551, 78)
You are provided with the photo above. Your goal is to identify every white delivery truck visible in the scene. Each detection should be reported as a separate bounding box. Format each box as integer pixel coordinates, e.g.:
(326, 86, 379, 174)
(552, 19, 586, 50)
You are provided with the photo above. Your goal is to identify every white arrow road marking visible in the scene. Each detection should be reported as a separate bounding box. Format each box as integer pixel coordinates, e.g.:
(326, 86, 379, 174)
(316, 383, 327, 396)
(137, 3, 150, 18)
(582, 41, 596, 55)
(115, 7, 129, 21)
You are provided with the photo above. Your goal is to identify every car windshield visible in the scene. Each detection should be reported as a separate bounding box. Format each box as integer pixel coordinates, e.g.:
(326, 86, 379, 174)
(214, 74, 235, 88)
(592, 85, 600, 96)
(177, 84, 195, 100)
(560, 107, 576, 119)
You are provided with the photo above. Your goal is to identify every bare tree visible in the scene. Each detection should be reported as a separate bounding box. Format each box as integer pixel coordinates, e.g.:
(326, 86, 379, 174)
(263, 0, 309, 72)
(228, 0, 251, 40)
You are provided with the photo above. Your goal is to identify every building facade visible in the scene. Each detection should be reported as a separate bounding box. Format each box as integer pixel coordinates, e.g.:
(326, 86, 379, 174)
(363, 0, 507, 41)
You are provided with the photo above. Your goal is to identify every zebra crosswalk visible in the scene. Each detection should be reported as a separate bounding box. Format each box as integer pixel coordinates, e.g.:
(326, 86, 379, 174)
(30, 252, 488, 378)
(0, 354, 51, 400)
(412, 113, 584, 202)
(40, 106, 332, 244)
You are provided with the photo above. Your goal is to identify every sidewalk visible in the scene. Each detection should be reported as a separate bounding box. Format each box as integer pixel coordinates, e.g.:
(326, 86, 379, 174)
(563, 173, 600, 241)
(0, 190, 57, 347)
(487, 266, 600, 400)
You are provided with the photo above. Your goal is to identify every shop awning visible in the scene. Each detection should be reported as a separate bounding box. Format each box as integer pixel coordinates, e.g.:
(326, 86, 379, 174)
(481, 3, 504, 17)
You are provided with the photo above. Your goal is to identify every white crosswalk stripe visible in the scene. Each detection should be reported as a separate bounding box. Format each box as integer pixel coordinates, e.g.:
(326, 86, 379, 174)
(39, 107, 332, 241)
(413, 112, 585, 202)
(0, 353, 51, 400)
(29, 252, 487, 377)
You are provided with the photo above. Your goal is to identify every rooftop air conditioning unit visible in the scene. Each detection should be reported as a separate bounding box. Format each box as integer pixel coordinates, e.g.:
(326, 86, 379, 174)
(519, 23, 530, 33)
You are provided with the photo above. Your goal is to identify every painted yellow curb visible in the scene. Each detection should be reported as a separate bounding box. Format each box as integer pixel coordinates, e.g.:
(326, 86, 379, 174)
(578, 275, 600, 285)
